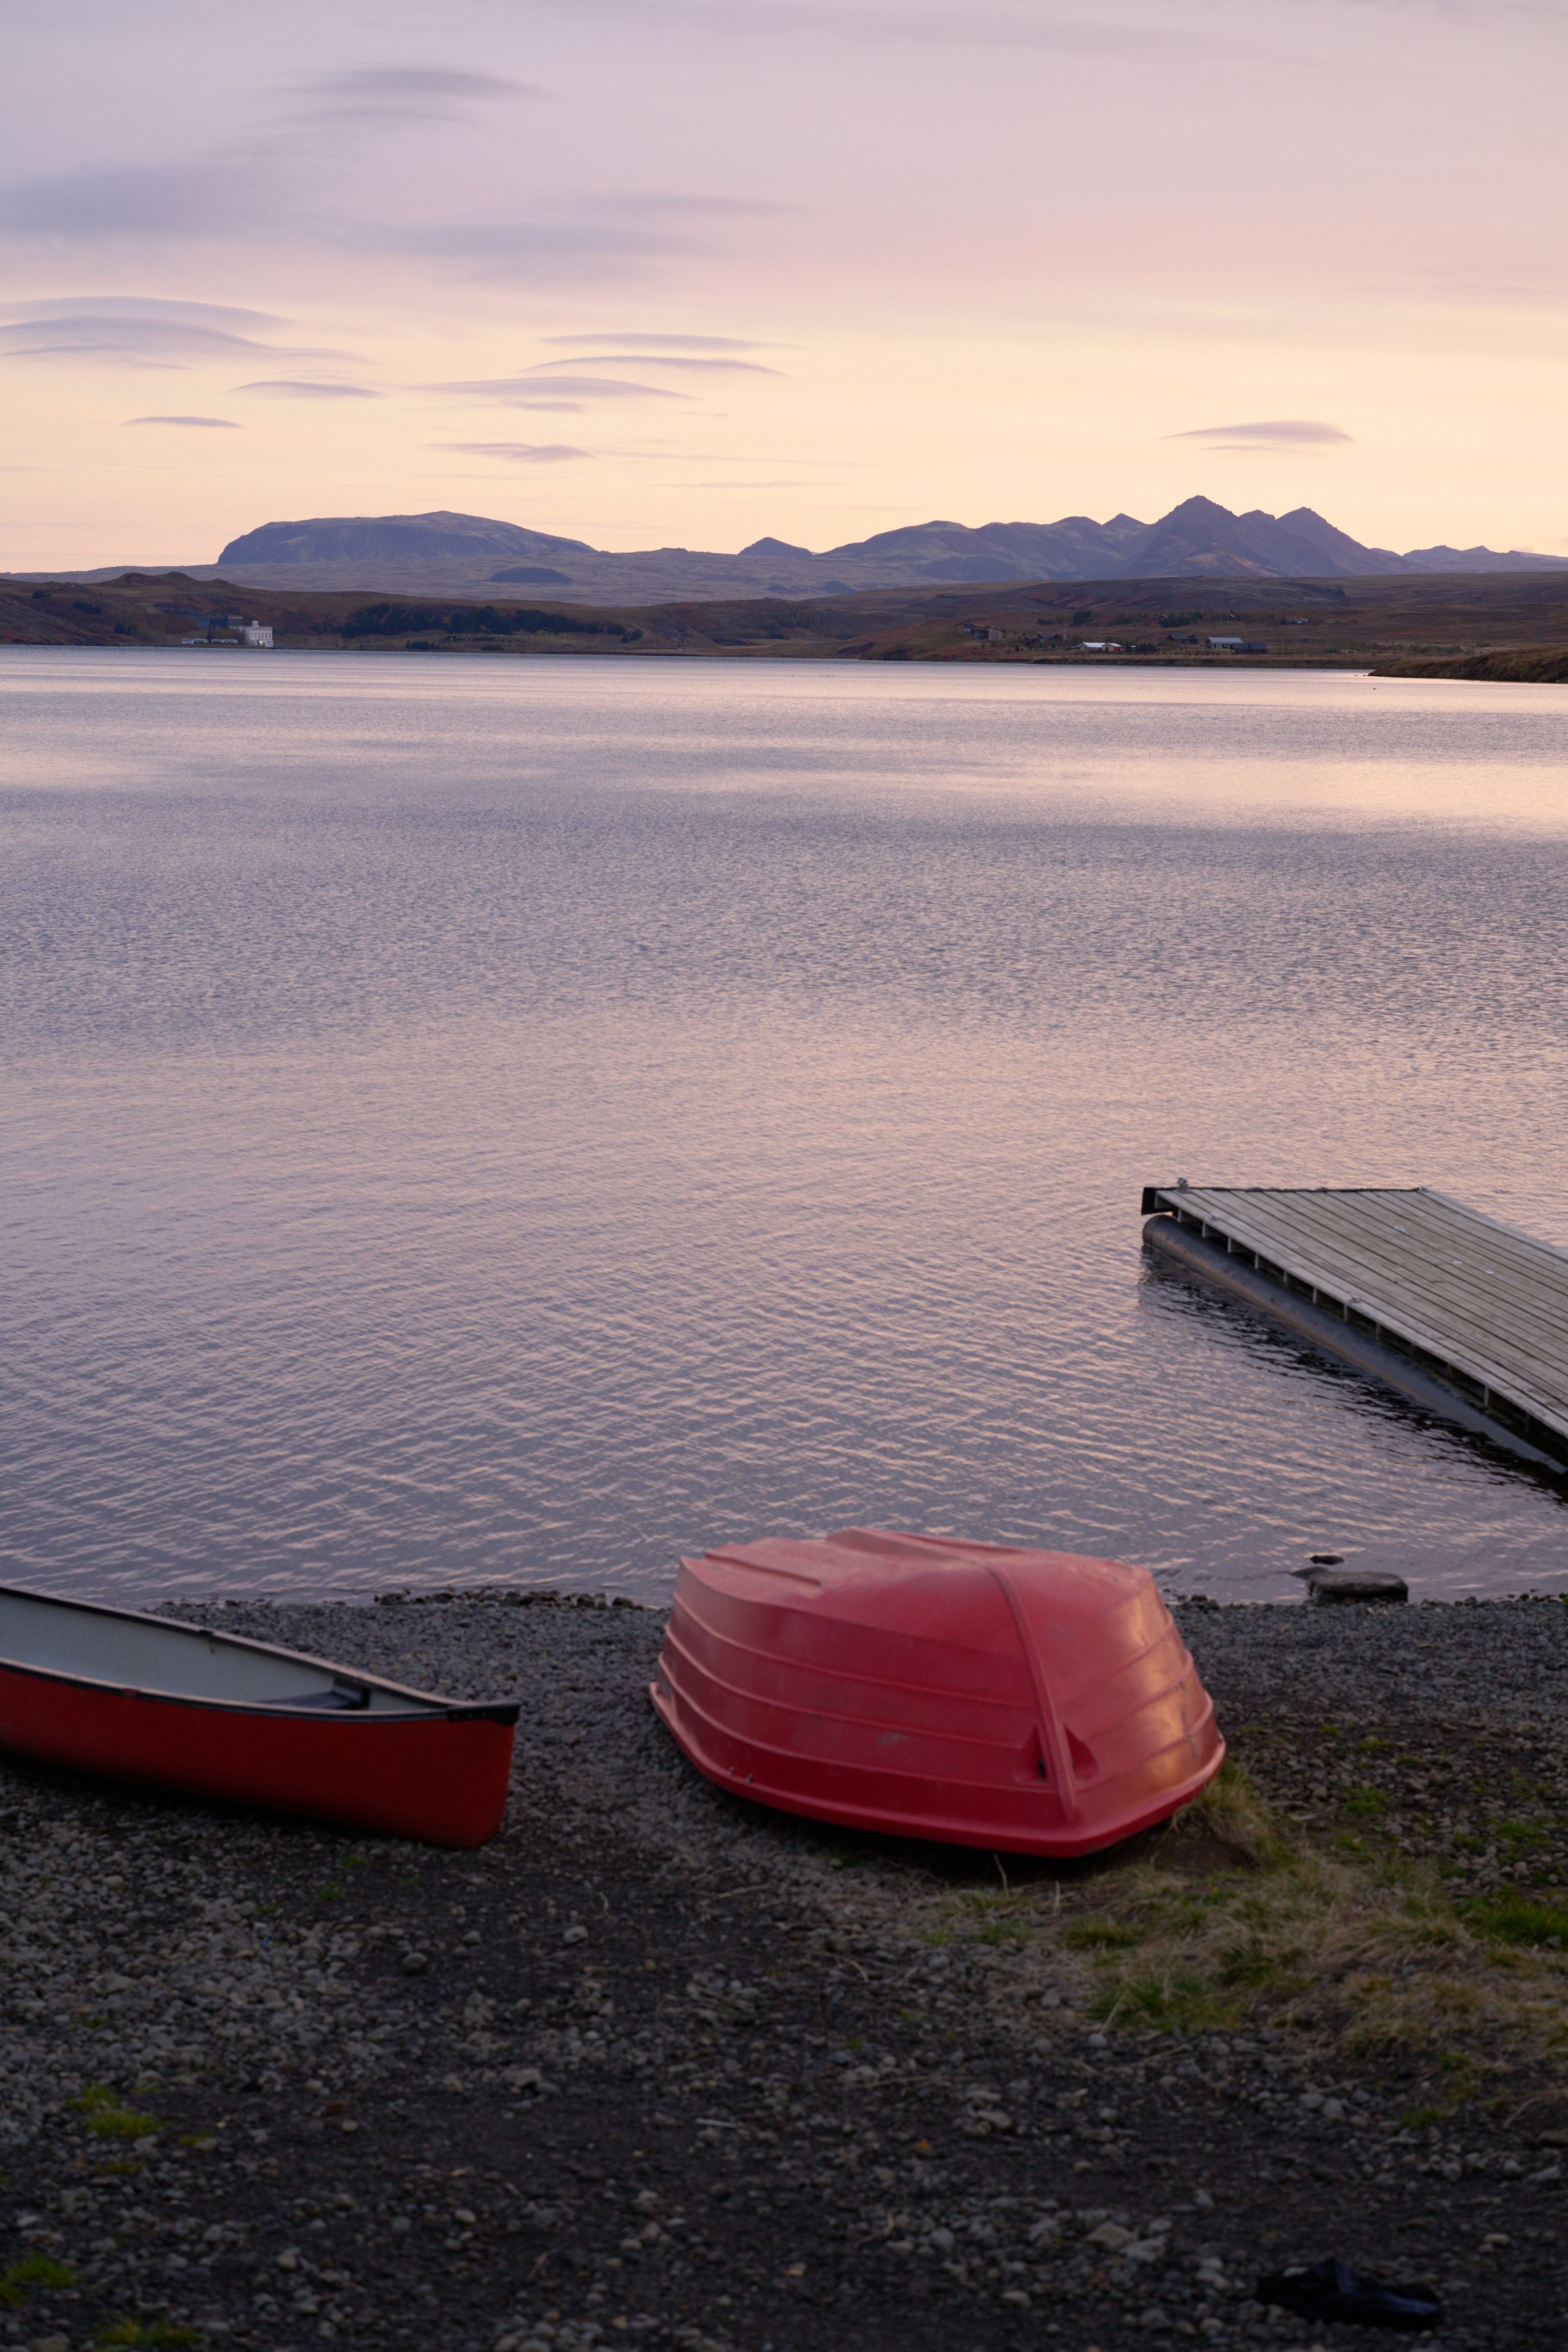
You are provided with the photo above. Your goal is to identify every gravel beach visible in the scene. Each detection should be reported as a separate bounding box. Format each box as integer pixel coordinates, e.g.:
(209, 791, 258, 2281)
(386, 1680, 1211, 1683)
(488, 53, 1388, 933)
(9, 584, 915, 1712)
(3, 1594, 1568, 2352)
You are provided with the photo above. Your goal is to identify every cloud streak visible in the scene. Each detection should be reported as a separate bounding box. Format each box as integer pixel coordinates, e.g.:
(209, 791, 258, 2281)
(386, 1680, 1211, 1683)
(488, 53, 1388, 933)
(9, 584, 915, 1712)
(124, 414, 242, 428)
(236, 379, 382, 399)
(528, 353, 783, 374)
(0, 297, 344, 368)
(433, 441, 593, 462)
(542, 330, 774, 352)
(1166, 418, 1353, 448)
(280, 64, 546, 125)
(435, 373, 691, 404)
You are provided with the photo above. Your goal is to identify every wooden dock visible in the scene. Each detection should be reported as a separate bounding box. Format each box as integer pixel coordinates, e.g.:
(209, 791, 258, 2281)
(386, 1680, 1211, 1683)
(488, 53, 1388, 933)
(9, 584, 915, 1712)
(1140, 1184, 1568, 1468)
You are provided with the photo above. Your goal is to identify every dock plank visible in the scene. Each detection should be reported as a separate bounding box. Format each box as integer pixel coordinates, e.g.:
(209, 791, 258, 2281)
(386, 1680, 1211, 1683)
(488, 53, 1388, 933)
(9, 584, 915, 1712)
(1235, 1195, 1568, 1367)
(1158, 1191, 1568, 1423)
(1144, 1185, 1568, 1452)
(1222, 1194, 1568, 1361)
(1170, 1194, 1568, 1400)
(1146, 1196, 1561, 1402)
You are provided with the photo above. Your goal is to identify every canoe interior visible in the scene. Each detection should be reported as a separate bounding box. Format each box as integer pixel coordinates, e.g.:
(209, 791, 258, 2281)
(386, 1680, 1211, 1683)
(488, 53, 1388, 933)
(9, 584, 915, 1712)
(0, 1587, 446, 1716)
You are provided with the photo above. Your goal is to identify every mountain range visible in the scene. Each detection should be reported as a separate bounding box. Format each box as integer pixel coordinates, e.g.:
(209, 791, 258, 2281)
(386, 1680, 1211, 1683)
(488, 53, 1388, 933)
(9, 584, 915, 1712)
(28, 496, 1567, 608)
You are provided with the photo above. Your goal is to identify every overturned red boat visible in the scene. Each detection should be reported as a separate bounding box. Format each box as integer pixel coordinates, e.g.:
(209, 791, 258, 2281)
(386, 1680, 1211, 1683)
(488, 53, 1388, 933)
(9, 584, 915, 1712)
(0, 1584, 518, 1848)
(651, 1528, 1223, 1856)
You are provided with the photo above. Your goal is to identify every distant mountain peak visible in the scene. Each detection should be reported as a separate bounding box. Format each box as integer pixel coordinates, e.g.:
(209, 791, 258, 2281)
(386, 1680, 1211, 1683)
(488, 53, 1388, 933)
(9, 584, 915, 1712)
(218, 509, 594, 567)
(206, 497, 1568, 602)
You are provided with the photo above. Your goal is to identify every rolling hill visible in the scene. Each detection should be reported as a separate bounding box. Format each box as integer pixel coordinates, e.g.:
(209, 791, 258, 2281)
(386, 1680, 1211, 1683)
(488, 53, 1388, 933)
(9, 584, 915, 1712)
(6, 564, 1567, 680)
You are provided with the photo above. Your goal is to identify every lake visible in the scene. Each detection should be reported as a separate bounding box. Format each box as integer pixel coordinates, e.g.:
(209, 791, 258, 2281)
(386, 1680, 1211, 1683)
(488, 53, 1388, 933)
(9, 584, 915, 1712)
(4, 648, 1568, 1604)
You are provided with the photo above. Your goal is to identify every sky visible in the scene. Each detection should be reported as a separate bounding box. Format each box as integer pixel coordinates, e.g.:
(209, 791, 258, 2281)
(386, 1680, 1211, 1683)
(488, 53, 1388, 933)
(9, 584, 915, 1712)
(2, 0, 1565, 566)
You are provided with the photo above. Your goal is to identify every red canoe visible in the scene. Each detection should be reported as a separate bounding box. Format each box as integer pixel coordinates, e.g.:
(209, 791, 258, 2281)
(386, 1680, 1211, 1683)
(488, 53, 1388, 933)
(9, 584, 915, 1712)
(651, 1528, 1223, 1856)
(0, 1584, 518, 1848)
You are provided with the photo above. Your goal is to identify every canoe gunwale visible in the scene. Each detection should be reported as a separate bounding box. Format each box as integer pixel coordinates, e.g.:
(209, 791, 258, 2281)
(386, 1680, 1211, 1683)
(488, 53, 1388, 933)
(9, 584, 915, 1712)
(0, 1582, 521, 1726)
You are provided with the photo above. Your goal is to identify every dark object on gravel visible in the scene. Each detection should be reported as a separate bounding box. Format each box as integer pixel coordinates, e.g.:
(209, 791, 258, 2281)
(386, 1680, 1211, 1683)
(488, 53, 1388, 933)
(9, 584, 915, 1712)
(1305, 1566, 1409, 1604)
(1257, 2256, 1442, 2330)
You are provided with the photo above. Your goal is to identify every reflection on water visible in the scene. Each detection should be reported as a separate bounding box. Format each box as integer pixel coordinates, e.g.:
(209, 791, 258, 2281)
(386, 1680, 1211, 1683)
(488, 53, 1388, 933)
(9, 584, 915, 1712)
(3, 650, 1568, 1604)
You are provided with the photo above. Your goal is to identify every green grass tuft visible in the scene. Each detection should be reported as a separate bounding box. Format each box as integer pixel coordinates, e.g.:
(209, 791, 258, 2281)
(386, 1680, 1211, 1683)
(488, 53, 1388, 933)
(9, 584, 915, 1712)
(0, 2253, 76, 2305)
(70, 2083, 161, 2140)
(1092, 1966, 1231, 2034)
(1064, 1917, 1144, 1951)
(1464, 1891, 1568, 1948)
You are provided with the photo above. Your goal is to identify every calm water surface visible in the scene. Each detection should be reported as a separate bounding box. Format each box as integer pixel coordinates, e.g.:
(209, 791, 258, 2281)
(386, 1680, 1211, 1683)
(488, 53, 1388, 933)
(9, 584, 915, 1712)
(5, 649, 1568, 1603)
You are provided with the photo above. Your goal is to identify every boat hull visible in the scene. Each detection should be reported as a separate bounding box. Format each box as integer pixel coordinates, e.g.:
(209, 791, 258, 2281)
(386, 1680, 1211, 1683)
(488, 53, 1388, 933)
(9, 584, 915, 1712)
(651, 1528, 1223, 1857)
(0, 1589, 517, 1847)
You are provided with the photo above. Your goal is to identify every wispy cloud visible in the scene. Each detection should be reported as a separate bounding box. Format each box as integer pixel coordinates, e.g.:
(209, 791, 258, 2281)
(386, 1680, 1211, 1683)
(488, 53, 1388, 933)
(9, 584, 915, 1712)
(529, 352, 783, 375)
(235, 378, 382, 399)
(435, 373, 691, 404)
(0, 296, 342, 368)
(433, 441, 593, 463)
(124, 414, 242, 428)
(14, 294, 283, 331)
(0, 92, 775, 301)
(541, 330, 773, 352)
(1166, 418, 1353, 448)
(279, 64, 546, 126)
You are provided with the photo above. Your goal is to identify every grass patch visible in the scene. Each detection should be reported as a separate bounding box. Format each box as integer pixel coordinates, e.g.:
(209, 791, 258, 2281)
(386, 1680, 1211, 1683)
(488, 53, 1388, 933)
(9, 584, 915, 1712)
(1045, 1766, 1568, 2072)
(1064, 1917, 1144, 1952)
(0, 2254, 76, 2305)
(1464, 1891, 1568, 1947)
(1342, 1785, 1391, 1819)
(1216, 1934, 1305, 1992)
(960, 1894, 1030, 1945)
(1186, 1760, 1283, 1864)
(1092, 1966, 1232, 2034)
(71, 2084, 161, 2140)
(934, 1892, 1031, 1945)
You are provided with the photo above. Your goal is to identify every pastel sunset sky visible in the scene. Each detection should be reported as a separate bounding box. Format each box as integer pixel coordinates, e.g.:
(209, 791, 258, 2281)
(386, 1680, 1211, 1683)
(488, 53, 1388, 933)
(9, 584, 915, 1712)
(3, 0, 1564, 566)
